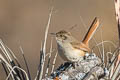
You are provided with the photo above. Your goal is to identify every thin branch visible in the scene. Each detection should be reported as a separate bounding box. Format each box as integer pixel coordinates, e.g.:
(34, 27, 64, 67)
(111, 62, 120, 80)
(101, 29, 105, 65)
(0, 39, 12, 62)
(6, 45, 24, 80)
(51, 52, 58, 73)
(19, 46, 31, 80)
(6, 66, 29, 80)
(0, 54, 20, 80)
(45, 38, 53, 77)
(1, 61, 9, 79)
(34, 42, 43, 80)
(39, 7, 53, 80)
(92, 41, 117, 50)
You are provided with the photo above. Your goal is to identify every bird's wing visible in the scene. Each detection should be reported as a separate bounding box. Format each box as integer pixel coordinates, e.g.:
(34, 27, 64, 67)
(70, 42, 91, 52)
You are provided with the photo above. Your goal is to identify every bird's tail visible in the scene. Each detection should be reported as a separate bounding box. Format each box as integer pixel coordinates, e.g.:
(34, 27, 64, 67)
(82, 17, 99, 45)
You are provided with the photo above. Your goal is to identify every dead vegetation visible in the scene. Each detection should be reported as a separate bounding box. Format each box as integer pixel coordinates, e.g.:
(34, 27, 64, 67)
(0, 5, 120, 80)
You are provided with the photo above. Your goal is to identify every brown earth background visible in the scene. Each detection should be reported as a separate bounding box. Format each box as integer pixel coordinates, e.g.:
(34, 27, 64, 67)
(0, 0, 118, 80)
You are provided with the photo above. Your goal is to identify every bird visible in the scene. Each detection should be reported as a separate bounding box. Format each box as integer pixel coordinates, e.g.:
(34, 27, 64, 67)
(51, 17, 99, 62)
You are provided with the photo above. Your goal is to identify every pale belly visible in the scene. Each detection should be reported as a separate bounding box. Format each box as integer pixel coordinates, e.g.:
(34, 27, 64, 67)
(58, 44, 85, 62)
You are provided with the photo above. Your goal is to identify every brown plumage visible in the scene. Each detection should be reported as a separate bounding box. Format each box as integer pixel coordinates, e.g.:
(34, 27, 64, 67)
(53, 17, 99, 62)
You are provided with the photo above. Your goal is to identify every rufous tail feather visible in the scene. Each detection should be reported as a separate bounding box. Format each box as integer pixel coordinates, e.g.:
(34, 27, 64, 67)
(82, 17, 99, 46)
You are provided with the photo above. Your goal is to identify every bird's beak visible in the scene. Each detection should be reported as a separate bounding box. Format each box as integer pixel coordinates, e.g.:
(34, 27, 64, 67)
(50, 32, 56, 36)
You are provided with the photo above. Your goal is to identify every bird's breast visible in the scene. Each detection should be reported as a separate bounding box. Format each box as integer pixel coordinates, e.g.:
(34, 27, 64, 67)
(57, 43, 85, 62)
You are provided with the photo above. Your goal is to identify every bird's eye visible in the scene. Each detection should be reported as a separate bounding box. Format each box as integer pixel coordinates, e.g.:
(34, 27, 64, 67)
(59, 34, 67, 40)
(60, 35, 63, 37)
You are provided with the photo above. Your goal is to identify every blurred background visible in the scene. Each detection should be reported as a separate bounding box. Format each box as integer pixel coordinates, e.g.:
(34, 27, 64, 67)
(0, 0, 118, 79)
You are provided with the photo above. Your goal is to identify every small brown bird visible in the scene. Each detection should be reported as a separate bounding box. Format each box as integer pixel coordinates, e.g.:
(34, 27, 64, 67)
(52, 17, 99, 62)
